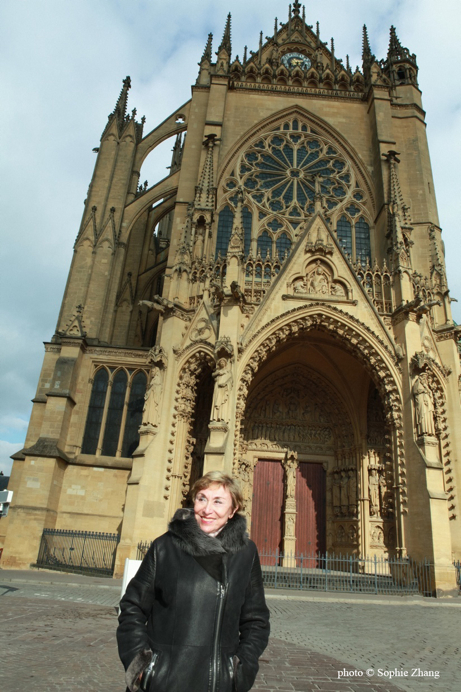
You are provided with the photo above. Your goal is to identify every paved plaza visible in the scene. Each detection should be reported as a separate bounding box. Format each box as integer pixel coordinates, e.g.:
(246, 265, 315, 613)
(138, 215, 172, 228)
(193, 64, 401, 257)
(0, 569, 460, 692)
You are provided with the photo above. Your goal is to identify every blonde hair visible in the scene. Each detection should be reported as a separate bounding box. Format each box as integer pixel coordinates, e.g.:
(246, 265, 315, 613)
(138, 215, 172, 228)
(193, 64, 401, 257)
(191, 471, 244, 512)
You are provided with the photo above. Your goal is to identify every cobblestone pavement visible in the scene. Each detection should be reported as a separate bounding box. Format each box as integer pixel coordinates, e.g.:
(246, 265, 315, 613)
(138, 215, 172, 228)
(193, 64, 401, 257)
(0, 571, 460, 692)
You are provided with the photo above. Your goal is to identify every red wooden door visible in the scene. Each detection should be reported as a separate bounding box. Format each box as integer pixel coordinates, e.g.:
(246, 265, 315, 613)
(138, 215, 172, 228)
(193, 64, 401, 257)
(251, 460, 284, 564)
(295, 462, 326, 557)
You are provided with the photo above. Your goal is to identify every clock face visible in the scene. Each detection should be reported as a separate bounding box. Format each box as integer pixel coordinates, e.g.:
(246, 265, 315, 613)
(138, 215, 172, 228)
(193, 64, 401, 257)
(282, 52, 312, 71)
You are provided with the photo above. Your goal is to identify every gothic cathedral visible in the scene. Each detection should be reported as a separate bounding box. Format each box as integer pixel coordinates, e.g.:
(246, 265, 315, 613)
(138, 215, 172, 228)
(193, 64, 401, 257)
(3, 3, 461, 592)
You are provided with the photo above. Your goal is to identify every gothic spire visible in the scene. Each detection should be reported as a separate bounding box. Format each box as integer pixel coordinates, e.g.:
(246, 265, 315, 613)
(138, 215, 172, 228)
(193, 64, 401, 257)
(201, 33, 213, 63)
(218, 13, 232, 56)
(385, 25, 418, 79)
(102, 76, 131, 138)
(362, 25, 375, 82)
(362, 25, 374, 64)
(194, 134, 218, 210)
(383, 150, 413, 269)
(113, 76, 131, 124)
(388, 26, 404, 61)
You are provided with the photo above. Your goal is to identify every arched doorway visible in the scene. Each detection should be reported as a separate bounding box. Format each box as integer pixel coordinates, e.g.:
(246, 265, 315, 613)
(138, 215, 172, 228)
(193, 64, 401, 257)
(242, 363, 354, 559)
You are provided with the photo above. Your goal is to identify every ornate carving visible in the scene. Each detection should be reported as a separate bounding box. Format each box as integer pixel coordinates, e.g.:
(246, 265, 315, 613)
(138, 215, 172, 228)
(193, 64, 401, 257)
(412, 374, 436, 438)
(214, 336, 234, 360)
(166, 350, 215, 500)
(332, 468, 357, 517)
(147, 345, 168, 368)
(243, 365, 352, 456)
(190, 318, 212, 342)
(290, 260, 347, 299)
(211, 358, 233, 423)
(142, 366, 165, 426)
(236, 306, 402, 435)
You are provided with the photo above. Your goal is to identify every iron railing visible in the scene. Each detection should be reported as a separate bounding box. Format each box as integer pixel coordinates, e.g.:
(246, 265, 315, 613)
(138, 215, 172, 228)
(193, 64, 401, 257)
(137, 540, 153, 560)
(259, 551, 434, 596)
(36, 528, 120, 577)
(137, 541, 435, 596)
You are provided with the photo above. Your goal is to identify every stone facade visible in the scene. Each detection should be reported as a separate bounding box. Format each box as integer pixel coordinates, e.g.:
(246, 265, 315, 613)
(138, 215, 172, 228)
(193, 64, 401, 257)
(2, 4, 460, 593)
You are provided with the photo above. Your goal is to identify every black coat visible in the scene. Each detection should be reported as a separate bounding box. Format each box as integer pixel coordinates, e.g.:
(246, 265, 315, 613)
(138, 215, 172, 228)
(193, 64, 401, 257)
(117, 509, 270, 692)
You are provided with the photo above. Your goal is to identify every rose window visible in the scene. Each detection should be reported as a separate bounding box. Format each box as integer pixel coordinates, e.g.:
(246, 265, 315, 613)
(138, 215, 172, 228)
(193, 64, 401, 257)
(230, 122, 355, 222)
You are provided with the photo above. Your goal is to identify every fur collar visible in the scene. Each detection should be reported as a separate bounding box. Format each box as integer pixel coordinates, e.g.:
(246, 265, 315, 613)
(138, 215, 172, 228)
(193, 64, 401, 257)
(168, 508, 249, 556)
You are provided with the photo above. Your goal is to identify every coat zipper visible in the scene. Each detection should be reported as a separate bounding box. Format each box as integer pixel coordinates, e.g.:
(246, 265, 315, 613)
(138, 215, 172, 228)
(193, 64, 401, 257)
(211, 582, 227, 692)
(210, 562, 228, 692)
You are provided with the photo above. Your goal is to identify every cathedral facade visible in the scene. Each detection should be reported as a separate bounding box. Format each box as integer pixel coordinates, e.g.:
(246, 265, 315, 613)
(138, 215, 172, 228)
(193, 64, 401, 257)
(3, 3, 460, 592)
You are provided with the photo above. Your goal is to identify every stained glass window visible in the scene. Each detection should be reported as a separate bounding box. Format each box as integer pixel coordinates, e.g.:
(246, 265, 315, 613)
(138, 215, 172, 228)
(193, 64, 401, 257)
(355, 217, 371, 264)
(237, 126, 353, 221)
(102, 370, 127, 457)
(82, 368, 147, 458)
(122, 371, 147, 458)
(257, 231, 272, 258)
(337, 216, 352, 256)
(215, 206, 234, 258)
(242, 207, 252, 256)
(81, 368, 108, 455)
(276, 233, 292, 259)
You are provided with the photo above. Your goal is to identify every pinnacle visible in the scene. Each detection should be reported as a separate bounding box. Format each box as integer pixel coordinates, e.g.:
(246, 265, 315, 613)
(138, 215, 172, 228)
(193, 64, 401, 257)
(201, 32, 213, 62)
(218, 13, 232, 55)
(362, 25, 372, 59)
(114, 76, 131, 121)
(389, 25, 402, 53)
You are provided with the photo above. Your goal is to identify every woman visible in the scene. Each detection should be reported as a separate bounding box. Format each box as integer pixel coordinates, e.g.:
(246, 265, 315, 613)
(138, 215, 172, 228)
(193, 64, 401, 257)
(117, 471, 270, 692)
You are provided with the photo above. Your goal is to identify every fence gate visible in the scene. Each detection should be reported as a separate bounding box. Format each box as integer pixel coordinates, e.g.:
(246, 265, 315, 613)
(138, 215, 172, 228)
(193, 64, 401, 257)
(36, 528, 120, 577)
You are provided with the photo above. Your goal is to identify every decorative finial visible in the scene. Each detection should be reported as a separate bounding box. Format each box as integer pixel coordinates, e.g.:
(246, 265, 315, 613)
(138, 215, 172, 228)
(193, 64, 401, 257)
(243, 45, 247, 63)
(218, 13, 232, 56)
(201, 32, 213, 62)
(292, 0, 301, 17)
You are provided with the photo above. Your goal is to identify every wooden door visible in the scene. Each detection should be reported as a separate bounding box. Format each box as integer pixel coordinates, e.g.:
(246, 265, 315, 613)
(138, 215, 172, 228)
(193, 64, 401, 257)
(295, 462, 326, 557)
(251, 460, 284, 564)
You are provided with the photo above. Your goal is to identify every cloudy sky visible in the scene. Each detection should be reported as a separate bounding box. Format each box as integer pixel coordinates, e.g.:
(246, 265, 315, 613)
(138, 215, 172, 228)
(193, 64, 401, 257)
(1, 0, 459, 475)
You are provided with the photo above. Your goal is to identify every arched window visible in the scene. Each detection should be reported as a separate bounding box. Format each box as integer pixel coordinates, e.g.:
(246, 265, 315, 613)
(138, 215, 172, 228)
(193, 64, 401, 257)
(257, 231, 272, 258)
(336, 216, 352, 256)
(81, 368, 147, 458)
(102, 370, 127, 457)
(215, 205, 234, 258)
(81, 369, 108, 455)
(276, 233, 292, 259)
(355, 217, 371, 264)
(122, 371, 147, 458)
(242, 207, 252, 256)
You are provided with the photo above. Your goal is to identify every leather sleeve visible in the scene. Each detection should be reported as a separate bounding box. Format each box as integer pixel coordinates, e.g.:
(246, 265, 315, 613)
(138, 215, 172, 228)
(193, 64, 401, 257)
(235, 549, 270, 691)
(117, 545, 157, 686)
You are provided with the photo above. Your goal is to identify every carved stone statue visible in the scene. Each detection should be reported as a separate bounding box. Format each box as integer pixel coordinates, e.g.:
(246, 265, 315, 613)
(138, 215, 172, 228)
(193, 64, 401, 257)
(211, 358, 233, 422)
(340, 469, 349, 515)
(379, 473, 387, 515)
(285, 514, 295, 537)
(284, 452, 298, 500)
(308, 265, 328, 295)
(368, 467, 380, 516)
(347, 469, 357, 515)
(332, 473, 341, 516)
(143, 366, 164, 424)
(412, 373, 436, 436)
(293, 278, 307, 294)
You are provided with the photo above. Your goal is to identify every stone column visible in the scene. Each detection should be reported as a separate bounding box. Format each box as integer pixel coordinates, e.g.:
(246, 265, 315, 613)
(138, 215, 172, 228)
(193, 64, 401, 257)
(281, 451, 298, 567)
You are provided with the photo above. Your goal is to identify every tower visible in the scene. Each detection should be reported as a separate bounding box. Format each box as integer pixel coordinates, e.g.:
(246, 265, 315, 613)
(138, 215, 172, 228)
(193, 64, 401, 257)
(3, 4, 460, 593)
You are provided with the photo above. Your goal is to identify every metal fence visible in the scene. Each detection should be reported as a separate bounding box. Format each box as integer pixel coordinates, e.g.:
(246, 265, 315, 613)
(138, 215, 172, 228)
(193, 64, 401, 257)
(259, 551, 434, 596)
(136, 540, 436, 596)
(36, 528, 120, 577)
(137, 540, 153, 560)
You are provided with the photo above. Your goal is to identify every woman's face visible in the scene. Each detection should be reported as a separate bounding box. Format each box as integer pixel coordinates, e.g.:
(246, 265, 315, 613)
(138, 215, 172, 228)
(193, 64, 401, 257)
(194, 483, 236, 534)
